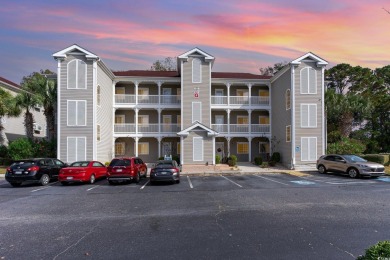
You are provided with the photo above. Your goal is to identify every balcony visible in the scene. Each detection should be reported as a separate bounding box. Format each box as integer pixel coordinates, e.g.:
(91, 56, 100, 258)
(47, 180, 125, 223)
(211, 96, 270, 106)
(210, 124, 270, 134)
(114, 124, 181, 134)
(115, 94, 180, 105)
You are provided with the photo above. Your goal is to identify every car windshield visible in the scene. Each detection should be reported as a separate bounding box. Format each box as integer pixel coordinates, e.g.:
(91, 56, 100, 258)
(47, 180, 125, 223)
(155, 162, 174, 168)
(109, 159, 130, 167)
(70, 161, 90, 167)
(343, 155, 367, 163)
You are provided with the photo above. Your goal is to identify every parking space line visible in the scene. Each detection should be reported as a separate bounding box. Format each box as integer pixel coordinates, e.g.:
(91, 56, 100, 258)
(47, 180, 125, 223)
(253, 175, 289, 186)
(221, 175, 242, 188)
(87, 185, 99, 191)
(325, 181, 376, 185)
(187, 176, 193, 189)
(140, 180, 149, 190)
(31, 181, 58, 192)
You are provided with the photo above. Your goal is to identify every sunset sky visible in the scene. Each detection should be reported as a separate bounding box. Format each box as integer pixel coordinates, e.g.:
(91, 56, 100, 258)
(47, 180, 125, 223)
(1, 0, 389, 84)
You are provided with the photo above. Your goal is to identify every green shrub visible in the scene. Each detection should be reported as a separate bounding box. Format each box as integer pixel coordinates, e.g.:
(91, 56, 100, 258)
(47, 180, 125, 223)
(0, 145, 8, 158)
(31, 138, 56, 158)
(228, 155, 237, 166)
(361, 154, 386, 164)
(8, 138, 34, 160)
(328, 130, 342, 143)
(260, 162, 269, 168)
(271, 152, 281, 163)
(172, 155, 180, 164)
(327, 137, 366, 155)
(158, 156, 164, 160)
(379, 153, 390, 165)
(215, 154, 221, 164)
(357, 240, 390, 260)
(268, 160, 276, 167)
(254, 157, 262, 165)
(105, 162, 110, 166)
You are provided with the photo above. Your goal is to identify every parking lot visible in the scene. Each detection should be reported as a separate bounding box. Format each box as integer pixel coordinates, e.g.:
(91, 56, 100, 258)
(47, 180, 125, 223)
(1, 172, 390, 260)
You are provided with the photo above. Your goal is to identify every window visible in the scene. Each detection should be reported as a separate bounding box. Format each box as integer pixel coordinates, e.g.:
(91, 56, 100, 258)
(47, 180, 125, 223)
(97, 85, 101, 106)
(138, 88, 149, 102)
(300, 67, 316, 94)
(301, 137, 317, 161)
(97, 124, 101, 142)
(192, 58, 201, 83)
(192, 102, 201, 123)
(67, 100, 86, 126)
(93, 162, 104, 167)
(138, 142, 149, 155)
(237, 116, 248, 124)
(301, 104, 317, 128)
(286, 125, 291, 142)
(115, 142, 125, 155)
(177, 115, 181, 126)
(115, 115, 125, 124)
(138, 115, 149, 125)
(286, 89, 291, 110)
(115, 87, 125, 94)
(237, 142, 249, 154)
(259, 90, 269, 97)
(193, 137, 203, 161)
(259, 116, 269, 124)
(67, 59, 87, 89)
(67, 137, 86, 162)
(237, 89, 249, 101)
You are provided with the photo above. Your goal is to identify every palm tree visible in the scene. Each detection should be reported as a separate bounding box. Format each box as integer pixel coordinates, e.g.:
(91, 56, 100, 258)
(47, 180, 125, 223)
(15, 89, 39, 140)
(0, 88, 21, 145)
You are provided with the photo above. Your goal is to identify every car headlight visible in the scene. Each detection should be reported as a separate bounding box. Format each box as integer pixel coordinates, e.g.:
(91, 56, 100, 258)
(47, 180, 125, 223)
(357, 164, 369, 168)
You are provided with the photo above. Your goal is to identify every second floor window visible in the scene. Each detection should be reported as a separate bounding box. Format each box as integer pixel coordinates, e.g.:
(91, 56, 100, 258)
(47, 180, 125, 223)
(286, 89, 291, 110)
(67, 59, 87, 89)
(301, 104, 317, 128)
(300, 67, 316, 94)
(192, 58, 201, 83)
(67, 100, 86, 126)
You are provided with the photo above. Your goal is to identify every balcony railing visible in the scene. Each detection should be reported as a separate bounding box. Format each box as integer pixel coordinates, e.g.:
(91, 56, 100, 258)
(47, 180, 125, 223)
(210, 124, 270, 134)
(211, 96, 270, 106)
(114, 123, 181, 134)
(115, 94, 180, 105)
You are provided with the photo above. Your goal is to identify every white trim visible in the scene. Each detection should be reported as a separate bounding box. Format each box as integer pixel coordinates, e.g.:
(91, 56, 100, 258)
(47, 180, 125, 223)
(93, 60, 97, 160)
(301, 137, 317, 161)
(209, 62, 212, 127)
(67, 59, 87, 89)
(67, 100, 87, 126)
(112, 82, 116, 160)
(67, 137, 86, 163)
(192, 58, 202, 83)
(290, 52, 328, 66)
(53, 44, 99, 59)
(177, 121, 219, 137)
(180, 60, 183, 165)
(237, 142, 249, 154)
(300, 104, 317, 128)
(193, 137, 203, 161)
(178, 47, 215, 62)
(321, 67, 326, 155)
(57, 59, 61, 160)
(291, 66, 296, 167)
(300, 67, 317, 94)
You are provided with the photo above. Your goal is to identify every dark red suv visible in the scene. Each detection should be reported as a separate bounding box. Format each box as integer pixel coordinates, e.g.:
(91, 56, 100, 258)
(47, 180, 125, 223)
(106, 157, 147, 185)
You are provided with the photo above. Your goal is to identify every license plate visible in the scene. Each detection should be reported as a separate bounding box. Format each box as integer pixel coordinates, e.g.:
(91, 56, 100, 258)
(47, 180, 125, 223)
(67, 177, 73, 180)
(161, 172, 167, 175)
(116, 169, 122, 172)
(14, 171, 22, 174)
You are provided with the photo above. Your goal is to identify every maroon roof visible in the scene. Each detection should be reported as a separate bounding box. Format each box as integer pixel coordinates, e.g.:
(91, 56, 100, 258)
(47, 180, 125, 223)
(0, 76, 20, 89)
(113, 70, 271, 80)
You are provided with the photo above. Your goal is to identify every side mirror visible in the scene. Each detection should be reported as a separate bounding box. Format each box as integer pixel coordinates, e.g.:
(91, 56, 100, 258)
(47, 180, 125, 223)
(340, 160, 346, 163)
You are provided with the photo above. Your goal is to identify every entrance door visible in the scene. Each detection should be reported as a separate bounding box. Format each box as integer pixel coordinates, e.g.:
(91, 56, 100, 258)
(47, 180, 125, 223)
(162, 142, 172, 157)
(162, 88, 171, 104)
(216, 142, 225, 161)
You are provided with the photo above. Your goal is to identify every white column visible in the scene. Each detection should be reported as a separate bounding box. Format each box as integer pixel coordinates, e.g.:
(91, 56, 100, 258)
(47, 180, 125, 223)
(212, 136, 215, 165)
(247, 83, 252, 106)
(248, 137, 252, 162)
(135, 108, 139, 136)
(157, 81, 162, 107)
(56, 59, 62, 160)
(135, 137, 139, 157)
(135, 81, 139, 105)
(227, 109, 231, 136)
(112, 137, 117, 159)
(227, 137, 231, 157)
(158, 137, 162, 158)
(227, 83, 231, 106)
(248, 109, 252, 135)
(158, 108, 161, 133)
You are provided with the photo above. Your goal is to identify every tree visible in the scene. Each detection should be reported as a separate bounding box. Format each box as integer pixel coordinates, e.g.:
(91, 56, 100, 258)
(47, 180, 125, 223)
(259, 61, 288, 76)
(0, 88, 21, 145)
(325, 63, 354, 94)
(21, 70, 57, 141)
(15, 87, 40, 140)
(150, 57, 177, 71)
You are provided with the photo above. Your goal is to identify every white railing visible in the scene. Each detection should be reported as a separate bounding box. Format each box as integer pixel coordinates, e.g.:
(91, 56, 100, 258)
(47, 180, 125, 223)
(114, 123, 136, 133)
(211, 96, 228, 105)
(251, 124, 270, 133)
(115, 94, 135, 104)
(230, 96, 249, 105)
(138, 95, 159, 104)
(137, 124, 159, 132)
(251, 96, 270, 105)
(230, 124, 250, 133)
(211, 124, 228, 133)
(160, 95, 181, 104)
(115, 94, 180, 105)
(114, 123, 181, 134)
(160, 124, 181, 133)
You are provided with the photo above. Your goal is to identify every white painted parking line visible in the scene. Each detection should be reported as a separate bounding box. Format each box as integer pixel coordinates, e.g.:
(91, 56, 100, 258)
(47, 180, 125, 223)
(31, 181, 58, 192)
(140, 180, 149, 190)
(87, 185, 99, 191)
(221, 175, 242, 188)
(253, 175, 289, 186)
(325, 181, 376, 185)
(187, 176, 193, 189)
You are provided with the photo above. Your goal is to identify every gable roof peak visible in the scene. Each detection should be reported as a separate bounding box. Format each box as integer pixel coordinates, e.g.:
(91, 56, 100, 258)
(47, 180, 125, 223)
(290, 52, 328, 67)
(52, 44, 99, 60)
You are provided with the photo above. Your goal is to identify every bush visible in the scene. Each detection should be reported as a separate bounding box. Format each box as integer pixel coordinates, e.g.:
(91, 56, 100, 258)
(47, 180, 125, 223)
(327, 137, 366, 155)
(105, 162, 110, 166)
(268, 160, 276, 167)
(228, 155, 237, 166)
(158, 157, 164, 160)
(357, 240, 390, 260)
(8, 138, 34, 160)
(361, 154, 386, 164)
(254, 157, 262, 165)
(215, 154, 221, 164)
(260, 162, 269, 168)
(0, 145, 8, 158)
(172, 155, 180, 165)
(271, 152, 281, 163)
(31, 138, 56, 158)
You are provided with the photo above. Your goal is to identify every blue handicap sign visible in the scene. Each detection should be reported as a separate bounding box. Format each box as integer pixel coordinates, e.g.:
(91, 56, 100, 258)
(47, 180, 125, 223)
(376, 177, 390, 183)
(290, 180, 316, 185)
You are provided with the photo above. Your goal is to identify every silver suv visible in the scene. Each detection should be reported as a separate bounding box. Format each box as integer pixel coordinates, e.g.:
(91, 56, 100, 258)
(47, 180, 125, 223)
(316, 154, 385, 178)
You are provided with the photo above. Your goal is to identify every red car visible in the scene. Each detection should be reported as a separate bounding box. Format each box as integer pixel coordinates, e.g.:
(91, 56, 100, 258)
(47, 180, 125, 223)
(107, 157, 147, 184)
(59, 161, 107, 185)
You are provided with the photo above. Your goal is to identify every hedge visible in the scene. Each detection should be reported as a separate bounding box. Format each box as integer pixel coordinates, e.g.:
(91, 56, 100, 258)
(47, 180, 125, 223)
(361, 154, 387, 164)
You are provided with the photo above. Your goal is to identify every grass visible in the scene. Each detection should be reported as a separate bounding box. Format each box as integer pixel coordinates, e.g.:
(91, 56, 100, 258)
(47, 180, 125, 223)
(385, 165, 390, 175)
(0, 166, 6, 175)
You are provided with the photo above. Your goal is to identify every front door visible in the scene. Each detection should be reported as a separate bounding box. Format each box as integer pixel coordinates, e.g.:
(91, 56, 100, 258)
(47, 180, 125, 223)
(162, 142, 172, 157)
(216, 142, 225, 160)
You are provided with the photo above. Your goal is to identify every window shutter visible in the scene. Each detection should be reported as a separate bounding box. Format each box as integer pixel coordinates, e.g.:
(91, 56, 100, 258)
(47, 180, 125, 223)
(77, 137, 86, 161)
(309, 138, 317, 161)
(192, 102, 201, 123)
(301, 68, 309, 94)
(309, 68, 316, 94)
(77, 60, 86, 89)
(301, 105, 309, 127)
(77, 101, 86, 126)
(301, 138, 309, 161)
(193, 137, 203, 161)
(192, 59, 201, 83)
(67, 137, 77, 162)
(68, 60, 77, 89)
(68, 101, 76, 126)
(301, 137, 317, 161)
(309, 104, 317, 127)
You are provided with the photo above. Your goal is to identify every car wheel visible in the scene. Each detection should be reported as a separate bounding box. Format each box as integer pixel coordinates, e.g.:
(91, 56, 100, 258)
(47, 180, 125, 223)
(61, 181, 69, 186)
(142, 170, 147, 178)
(318, 165, 327, 174)
(348, 168, 360, 178)
(134, 172, 140, 184)
(89, 174, 96, 184)
(108, 180, 115, 185)
(40, 174, 50, 186)
(176, 179, 180, 184)
(10, 182, 21, 187)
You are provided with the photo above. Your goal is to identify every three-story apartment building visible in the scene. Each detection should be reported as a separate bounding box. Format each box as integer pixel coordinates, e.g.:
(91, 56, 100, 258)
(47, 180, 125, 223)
(53, 44, 327, 169)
